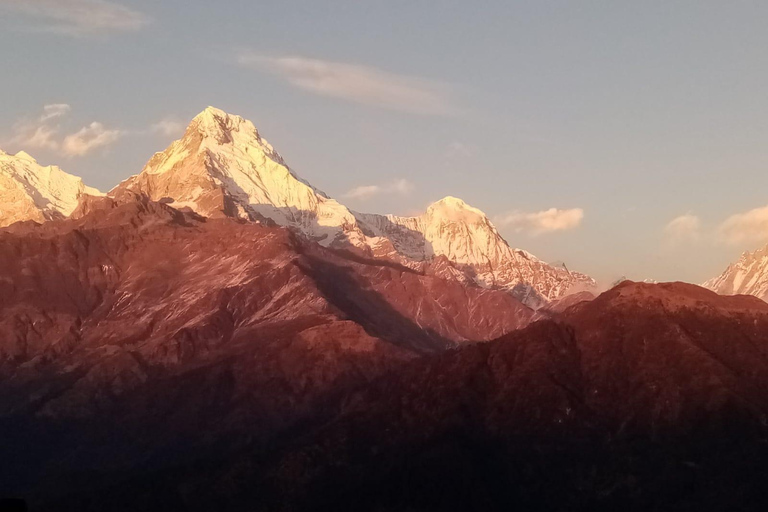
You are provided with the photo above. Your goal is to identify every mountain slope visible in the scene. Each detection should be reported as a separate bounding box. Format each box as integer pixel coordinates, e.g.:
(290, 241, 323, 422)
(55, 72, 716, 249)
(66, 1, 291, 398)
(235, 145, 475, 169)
(0, 193, 536, 507)
(0, 149, 101, 227)
(705, 245, 768, 300)
(246, 281, 768, 511)
(114, 106, 594, 305)
(12, 280, 768, 511)
(0, 193, 533, 415)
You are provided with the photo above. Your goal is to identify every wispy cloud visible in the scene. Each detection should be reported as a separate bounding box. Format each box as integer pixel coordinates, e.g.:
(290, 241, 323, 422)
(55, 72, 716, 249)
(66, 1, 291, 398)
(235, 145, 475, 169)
(445, 141, 476, 160)
(237, 52, 459, 116)
(4, 104, 122, 157)
(151, 119, 186, 137)
(718, 205, 768, 245)
(0, 0, 150, 36)
(10, 122, 60, 152)
(389, 179, 414, 194)
(40, 103, 72, 122)
(7, 104, 69, 151)
(664, 213, 701, 243)
(343, 178, 415, 200)
(62, 122, 122, 156)
(495, 208, 584, 235)
(344, 185, 381, 200)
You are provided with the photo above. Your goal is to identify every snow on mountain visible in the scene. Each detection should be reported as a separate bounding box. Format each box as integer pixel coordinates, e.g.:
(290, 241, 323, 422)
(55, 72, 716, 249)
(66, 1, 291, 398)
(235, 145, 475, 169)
(4, 106, 592, 306)
(0, 149, 102, 228)
(704, 245, 768, 301)
(115, 107, 370, 248)
(359, 197, 595, 304)
(361, 196, 511, 262)
(113, 107, 594, 306)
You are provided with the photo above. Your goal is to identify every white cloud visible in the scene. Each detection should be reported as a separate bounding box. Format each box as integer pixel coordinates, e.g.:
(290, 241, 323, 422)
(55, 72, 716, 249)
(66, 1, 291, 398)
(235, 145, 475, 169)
(4, 105, 122, 157)
(237, 52, 458, 116)
(718, 205, 768, 245)
(7, 104, 69, 151)
(664, 213, 701, 242)
(495, 208, 584, 235)
(10, 123, 60, 151)
(0, 0, 150, 36)
(40, 103, 72, 122)
(344, 185, 381, 200)
(151, 119, 186, 137)
(343, 178, 415, 200)
(390, 178, 414, 194)
(62, 122, 122, 156)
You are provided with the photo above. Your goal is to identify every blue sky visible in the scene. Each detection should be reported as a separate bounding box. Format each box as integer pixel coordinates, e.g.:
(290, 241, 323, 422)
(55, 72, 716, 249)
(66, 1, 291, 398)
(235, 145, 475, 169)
(2, 1, 768, 284)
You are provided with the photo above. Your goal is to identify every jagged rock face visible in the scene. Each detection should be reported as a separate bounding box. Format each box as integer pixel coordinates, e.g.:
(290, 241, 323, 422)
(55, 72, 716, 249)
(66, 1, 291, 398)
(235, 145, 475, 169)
(705, 245, 768, 301)
(0, 150, 101, 227)
(113, 108, 594, 305)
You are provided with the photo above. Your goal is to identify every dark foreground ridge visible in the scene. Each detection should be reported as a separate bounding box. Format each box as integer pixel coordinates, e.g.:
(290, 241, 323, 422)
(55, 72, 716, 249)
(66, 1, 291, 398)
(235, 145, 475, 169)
(2, 197, 768, 511)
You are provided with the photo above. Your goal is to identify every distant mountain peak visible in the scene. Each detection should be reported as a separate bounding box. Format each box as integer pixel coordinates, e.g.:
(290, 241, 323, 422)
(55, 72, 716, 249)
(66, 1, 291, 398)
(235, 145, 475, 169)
(192, 106, 251, 139)
(184, 106, 286, 166)
(425, 196, 488, 223)
(193, 105, 242, 126)
(431, 196, 468, 208)
(14, 150, 37, 162)
(362, 196, 593, 305)
(197, 105, 228, 118)
(0, 150, 101, 228)
(115, 107, 359, 244)
(705, 244, 768, 301)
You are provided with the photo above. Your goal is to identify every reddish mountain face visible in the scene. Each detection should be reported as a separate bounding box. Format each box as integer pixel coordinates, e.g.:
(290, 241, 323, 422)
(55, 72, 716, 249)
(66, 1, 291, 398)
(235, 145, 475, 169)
(325, 281, 768, 438)
(554, 281, 768, 429)
(0, 193, 532, 419)
(224, 282, 768, 512)
(0, 193, 536, 509)
(4, 200, 768, 512)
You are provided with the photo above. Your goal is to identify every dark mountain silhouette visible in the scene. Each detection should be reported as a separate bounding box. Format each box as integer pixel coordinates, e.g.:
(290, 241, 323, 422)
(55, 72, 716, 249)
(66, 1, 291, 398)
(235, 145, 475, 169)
(0, 193, 533, 509)
(3, 195, 768, 511)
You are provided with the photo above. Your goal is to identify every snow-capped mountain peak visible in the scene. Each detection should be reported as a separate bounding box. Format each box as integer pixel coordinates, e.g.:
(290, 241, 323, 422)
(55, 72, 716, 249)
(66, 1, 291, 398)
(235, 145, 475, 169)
(425, 196, 488, 223)
(705, 244, 768, 300)
(14, 150, 37, 163)
(5, 106, 593, 307)
(0, 150, 102, 228)
(189, 106, 286, 165)
(115, 107, 362, 246)
(429, 195, 470, 209)
(360, 196, 594, 304)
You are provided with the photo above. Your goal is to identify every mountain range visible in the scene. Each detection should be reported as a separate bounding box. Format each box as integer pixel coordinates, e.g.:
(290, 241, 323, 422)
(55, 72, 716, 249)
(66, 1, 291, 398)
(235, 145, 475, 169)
(0, 107, 593, 308)
(9, 106, 767, 307)
(3, 219, 768, 511)
(4, 107, 768, 511)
